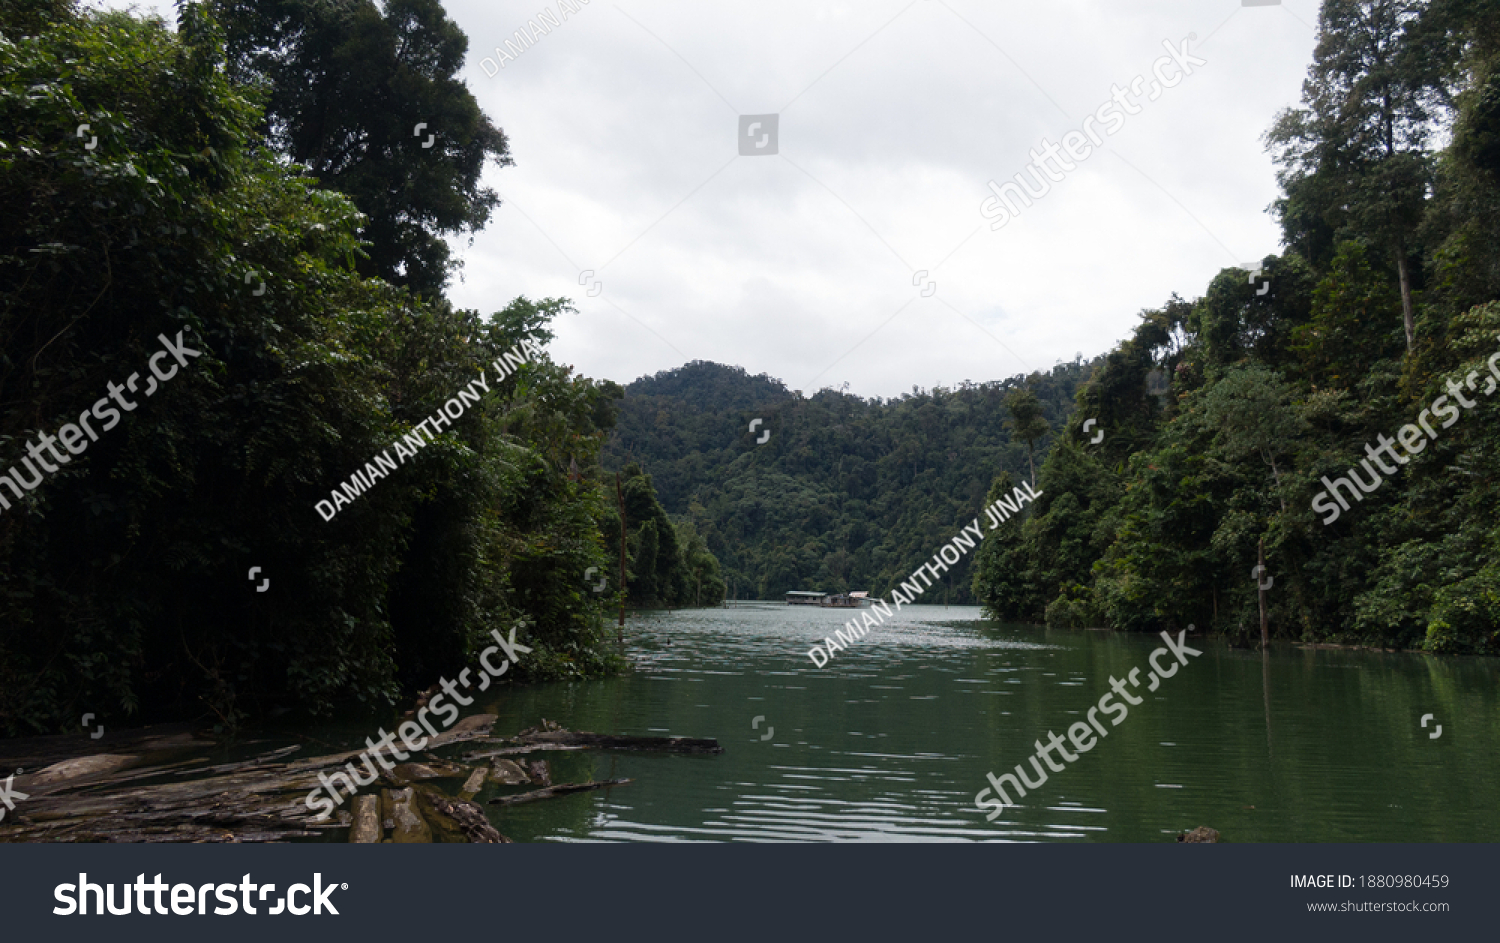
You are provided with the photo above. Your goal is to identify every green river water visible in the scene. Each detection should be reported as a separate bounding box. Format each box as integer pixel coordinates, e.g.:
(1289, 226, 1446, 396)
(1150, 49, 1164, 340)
(361, 603, 1500, 843)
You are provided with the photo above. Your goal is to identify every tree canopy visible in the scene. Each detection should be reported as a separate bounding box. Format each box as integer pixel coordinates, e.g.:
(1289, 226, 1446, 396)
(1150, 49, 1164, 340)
(973, 0, 1500, 654)
(0, 0, 625, 734)
(209, 0, 512, 297)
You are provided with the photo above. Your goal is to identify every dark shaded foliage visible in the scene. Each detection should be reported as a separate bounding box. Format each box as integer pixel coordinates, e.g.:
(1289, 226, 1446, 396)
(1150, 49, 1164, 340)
(0, 2, 620, 734)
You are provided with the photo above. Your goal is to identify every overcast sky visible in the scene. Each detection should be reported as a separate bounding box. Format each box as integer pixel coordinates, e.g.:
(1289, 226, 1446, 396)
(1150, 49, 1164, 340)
(97, 0, 1319, 399)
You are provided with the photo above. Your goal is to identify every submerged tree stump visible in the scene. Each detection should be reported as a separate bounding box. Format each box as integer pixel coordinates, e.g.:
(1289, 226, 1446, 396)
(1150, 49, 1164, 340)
(458, 767, 488, 799)
(349, 795, 381, 843)
(419, 792, 510, 843)
(490, 759, 530, 784)
(386, 788, 431, 843)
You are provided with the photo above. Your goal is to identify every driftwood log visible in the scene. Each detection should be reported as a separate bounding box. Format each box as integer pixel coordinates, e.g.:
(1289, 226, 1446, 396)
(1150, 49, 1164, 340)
(420, 714, 498, 750)
(0, 724, 206, 780)
(386, 788, 431, 843)
(488, 779, 632, 807)
(0, 715, 713, 843)
(419, 792, 510, 843)
(349, 795, 381, 843)
(516, 730, 724, 754)
(461, 743, 587, 761)
(458, 767, 488, 799)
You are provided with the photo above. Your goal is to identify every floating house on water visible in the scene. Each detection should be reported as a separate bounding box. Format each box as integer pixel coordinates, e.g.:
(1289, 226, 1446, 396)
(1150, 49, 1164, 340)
(821, 593, 861, 608)
(785, 590, 874, 608)
(785, 591, 826, 606)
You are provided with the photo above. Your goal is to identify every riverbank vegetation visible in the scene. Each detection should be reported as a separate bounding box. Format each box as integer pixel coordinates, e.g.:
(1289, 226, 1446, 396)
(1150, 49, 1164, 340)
(971, 0, 1500, 654)
(0, 0, 722, 735)
(606, 1, 1500, 656)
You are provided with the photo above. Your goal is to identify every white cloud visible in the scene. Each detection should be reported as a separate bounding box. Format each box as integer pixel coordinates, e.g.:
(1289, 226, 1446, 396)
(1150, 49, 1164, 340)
(95, 0, 1321, 397)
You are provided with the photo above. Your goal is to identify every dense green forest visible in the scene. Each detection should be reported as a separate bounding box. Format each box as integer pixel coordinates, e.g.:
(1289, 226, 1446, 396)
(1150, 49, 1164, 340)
(605, 359, 1095, 602)
(0, 0, 718, 734)
(607, 0, 1500, 659)
(602, 462, 727, 609)
(6, 0, 1498, 741)
(972, 0, 1500, 654)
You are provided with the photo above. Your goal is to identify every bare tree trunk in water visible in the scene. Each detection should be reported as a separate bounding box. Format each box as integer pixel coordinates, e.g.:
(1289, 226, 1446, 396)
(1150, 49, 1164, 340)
(1262, 647, 1273, 759)
(1396, 246, 1415, 353)
(616, 473, 626, 645)
(1258, 536, 1269, 648)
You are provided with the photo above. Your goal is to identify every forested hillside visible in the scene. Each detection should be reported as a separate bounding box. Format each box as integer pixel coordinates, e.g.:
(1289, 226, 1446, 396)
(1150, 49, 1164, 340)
(605, 359, 1096, 602)
(974, 0, 1500, 654)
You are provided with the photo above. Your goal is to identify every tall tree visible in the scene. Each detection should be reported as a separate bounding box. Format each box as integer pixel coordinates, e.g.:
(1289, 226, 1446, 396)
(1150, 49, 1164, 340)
(209, 0, 512, 297)
(1415, 0, 1500, 316)
(606, 463, 724, 608)
(1004, 388, 1050, 487)
(1267, 0, 1442, 352)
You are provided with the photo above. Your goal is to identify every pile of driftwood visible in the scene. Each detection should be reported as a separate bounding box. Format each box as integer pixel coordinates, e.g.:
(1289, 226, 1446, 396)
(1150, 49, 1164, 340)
(0, 716, 721, 843)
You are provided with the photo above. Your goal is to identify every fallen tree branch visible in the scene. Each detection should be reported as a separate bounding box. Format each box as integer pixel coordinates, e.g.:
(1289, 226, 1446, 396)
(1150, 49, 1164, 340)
(487, 779, 632, 807)
(174, 745, 303, 777)
(460, 743, 587, 761)
(517, 731, 723, 754)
